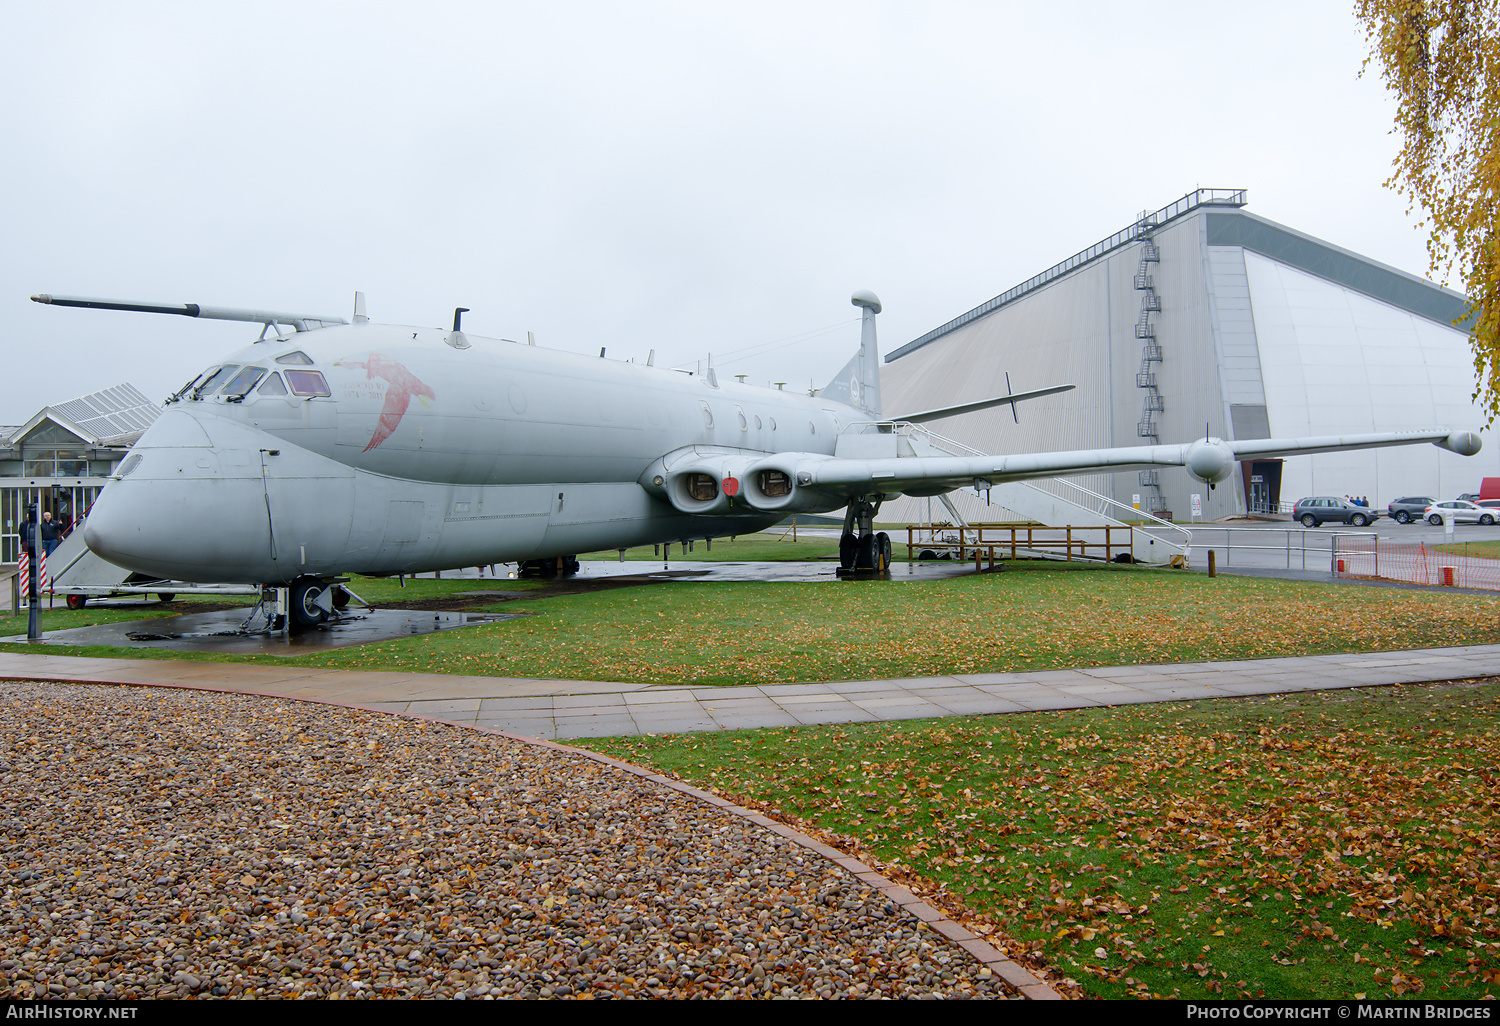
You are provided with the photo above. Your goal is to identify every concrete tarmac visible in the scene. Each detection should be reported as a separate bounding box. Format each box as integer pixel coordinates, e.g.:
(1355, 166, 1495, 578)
(1, 643, 1496, 740)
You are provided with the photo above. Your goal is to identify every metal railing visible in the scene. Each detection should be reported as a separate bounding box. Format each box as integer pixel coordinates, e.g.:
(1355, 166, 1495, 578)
(906, 524, 1137, 564)
(1174, 526, 1371, 570)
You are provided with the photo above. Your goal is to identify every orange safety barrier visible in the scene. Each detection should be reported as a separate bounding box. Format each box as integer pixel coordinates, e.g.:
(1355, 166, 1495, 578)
(1333, 538, 1500, 590)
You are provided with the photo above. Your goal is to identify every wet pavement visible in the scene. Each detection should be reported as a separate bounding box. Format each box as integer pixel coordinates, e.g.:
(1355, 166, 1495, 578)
(0, 607, 519, 655)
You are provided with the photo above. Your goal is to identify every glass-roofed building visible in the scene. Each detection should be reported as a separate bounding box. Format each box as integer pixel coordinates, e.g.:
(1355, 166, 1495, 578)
(0, 383, 158, 562)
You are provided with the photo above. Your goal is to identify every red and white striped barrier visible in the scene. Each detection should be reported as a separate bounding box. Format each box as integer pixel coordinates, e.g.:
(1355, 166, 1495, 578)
(18, 549, 50, 598)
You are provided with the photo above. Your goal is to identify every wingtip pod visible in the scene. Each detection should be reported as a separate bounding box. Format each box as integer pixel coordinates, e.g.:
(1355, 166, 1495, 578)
(1439, 431, 1483, 457)
(1183, 438, 1235, 485)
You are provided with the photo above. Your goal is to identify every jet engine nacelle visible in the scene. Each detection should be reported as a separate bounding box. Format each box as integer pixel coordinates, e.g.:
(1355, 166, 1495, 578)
(1183, 438, 1235, 485)
(661, 454, 764, 515)
(741, 455, 851, 514)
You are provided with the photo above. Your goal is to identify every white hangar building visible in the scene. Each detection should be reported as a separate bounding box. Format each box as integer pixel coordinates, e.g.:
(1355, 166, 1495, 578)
(880, 189, 1498, 523)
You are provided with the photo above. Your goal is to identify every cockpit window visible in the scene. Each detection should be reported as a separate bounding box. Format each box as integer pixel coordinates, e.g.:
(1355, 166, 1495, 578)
(285, 369, 331, 397)
(220, 366, 266, 397)
(276, 351, 315, 365)
(192, 365, 239, 398)
(257, 372, 288, 395)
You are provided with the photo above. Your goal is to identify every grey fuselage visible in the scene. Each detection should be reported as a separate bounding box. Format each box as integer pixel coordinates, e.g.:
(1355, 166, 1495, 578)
(82, 323, 862, 584)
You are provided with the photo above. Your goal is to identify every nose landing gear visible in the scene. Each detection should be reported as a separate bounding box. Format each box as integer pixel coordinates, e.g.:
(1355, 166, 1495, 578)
(243, 576, 370, 634)
(290, 575, 336, 628)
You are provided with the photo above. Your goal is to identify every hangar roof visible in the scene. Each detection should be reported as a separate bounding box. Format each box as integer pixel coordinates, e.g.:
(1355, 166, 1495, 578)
(888, 189, 1470, 362)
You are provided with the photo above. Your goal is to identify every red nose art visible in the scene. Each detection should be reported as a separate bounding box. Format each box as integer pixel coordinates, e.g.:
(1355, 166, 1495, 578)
(722, 476, 740, 497)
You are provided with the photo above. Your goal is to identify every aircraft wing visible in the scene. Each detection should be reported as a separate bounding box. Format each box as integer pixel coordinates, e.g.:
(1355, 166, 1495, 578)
(897, 384, 1077, 424)
(734, 428, 1483, 511)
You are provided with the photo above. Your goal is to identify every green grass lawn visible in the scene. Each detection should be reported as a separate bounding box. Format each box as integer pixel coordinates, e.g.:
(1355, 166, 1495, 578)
(582, 680, 1500, 1000)
(4, 562, 1500, 683)
(1436, 540, 1500, 560)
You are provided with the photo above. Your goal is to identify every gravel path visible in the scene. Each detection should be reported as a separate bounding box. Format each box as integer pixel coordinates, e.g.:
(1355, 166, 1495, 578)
(0, 682, 1018, 999)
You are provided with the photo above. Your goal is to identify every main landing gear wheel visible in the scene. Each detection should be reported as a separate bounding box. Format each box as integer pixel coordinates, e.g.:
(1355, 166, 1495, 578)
(839, 496, 892, 574)
(289, 576, 334, 629)
(839, 533, 858, 570)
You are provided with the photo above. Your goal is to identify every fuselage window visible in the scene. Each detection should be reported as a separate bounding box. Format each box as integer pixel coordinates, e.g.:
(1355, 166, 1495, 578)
(257, 372, 288, 395)
(192, 365, 239, 398)
(769, 417, 777, 431)
(754, 415, 762, 429)
(276, 351, 315, 365)
(285, 369, 332, 397)
(220, 366, 266, 397)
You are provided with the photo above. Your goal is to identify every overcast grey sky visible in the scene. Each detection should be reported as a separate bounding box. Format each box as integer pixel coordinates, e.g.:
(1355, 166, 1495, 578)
(1, 1, 1436, 418)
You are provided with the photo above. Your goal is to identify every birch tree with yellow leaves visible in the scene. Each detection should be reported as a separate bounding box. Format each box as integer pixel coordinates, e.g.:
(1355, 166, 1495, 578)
(1356, 0, 1500, 419)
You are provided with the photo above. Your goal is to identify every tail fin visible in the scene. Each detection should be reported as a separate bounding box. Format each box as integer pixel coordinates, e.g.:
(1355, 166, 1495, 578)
(820, 290, 883, 417)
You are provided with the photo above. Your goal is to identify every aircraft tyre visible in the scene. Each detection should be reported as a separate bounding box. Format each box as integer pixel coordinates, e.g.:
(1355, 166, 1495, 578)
(66, 594, 87, 610)
(289, 576, 331, 628)
(856, 533, 877, 570)
(839, 533, 857, 570)
(877, 532, 892, 571)
(331, 586, 350, 610)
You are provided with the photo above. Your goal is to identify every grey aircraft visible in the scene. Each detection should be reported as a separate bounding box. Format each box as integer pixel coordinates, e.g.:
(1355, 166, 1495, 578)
(32, 290, 1483, 628)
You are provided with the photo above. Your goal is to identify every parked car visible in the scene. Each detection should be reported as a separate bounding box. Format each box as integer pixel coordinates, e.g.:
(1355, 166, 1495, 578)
(1387, 496, 1437, 524)
(1425, 500, 1497, 525)
(1292, 496, 1382, 528)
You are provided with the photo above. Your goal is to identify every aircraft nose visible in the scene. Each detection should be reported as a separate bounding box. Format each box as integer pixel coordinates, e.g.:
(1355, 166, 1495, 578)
(82, 478, 176, 576)
(81, 487, 128, 565)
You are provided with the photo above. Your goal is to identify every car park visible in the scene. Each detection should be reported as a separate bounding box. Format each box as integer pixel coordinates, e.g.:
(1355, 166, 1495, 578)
(1425, 500, 1497, 525)
(1292, 496, 1382, 528)
(1387, 496, 1437, 524)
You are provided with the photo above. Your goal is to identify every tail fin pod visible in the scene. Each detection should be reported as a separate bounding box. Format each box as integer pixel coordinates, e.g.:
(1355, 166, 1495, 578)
(820, 290, 883, 417)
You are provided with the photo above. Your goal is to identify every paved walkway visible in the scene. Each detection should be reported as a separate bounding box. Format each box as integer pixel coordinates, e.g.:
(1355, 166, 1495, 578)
(1, 644, 1498, 739)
